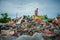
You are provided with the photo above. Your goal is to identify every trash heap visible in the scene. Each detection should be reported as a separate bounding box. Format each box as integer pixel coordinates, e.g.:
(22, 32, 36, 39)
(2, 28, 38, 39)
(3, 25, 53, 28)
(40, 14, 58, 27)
(17, 15, 60, 37)
(0, 8, 60, 40)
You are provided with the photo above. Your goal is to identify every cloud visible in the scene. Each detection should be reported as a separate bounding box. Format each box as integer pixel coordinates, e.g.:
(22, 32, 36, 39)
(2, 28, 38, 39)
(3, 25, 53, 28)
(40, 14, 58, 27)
(0, 0, 60, 18)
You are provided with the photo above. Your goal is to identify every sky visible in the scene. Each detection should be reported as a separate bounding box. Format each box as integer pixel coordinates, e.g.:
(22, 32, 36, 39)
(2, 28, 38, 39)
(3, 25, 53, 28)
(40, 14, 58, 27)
(0, 0, 60, 18)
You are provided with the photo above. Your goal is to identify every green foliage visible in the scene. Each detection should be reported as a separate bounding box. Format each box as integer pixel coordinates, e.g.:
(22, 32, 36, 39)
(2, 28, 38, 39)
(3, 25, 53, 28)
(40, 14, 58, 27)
(0, 13, 11, 23)
(37, 15, 48, 20)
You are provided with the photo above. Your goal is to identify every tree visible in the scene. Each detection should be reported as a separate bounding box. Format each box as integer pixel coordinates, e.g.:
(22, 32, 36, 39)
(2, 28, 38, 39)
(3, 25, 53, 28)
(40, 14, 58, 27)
(0, 13, 11, 23)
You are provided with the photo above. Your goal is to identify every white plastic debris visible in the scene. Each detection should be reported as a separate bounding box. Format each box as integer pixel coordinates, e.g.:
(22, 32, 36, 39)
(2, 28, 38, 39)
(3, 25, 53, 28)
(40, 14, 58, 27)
(16, 33, 44, 40)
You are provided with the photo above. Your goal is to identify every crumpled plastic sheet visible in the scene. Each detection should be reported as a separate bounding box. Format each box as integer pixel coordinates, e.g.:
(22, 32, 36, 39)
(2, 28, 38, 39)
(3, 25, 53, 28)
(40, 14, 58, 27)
(16, 32, 44, 40)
